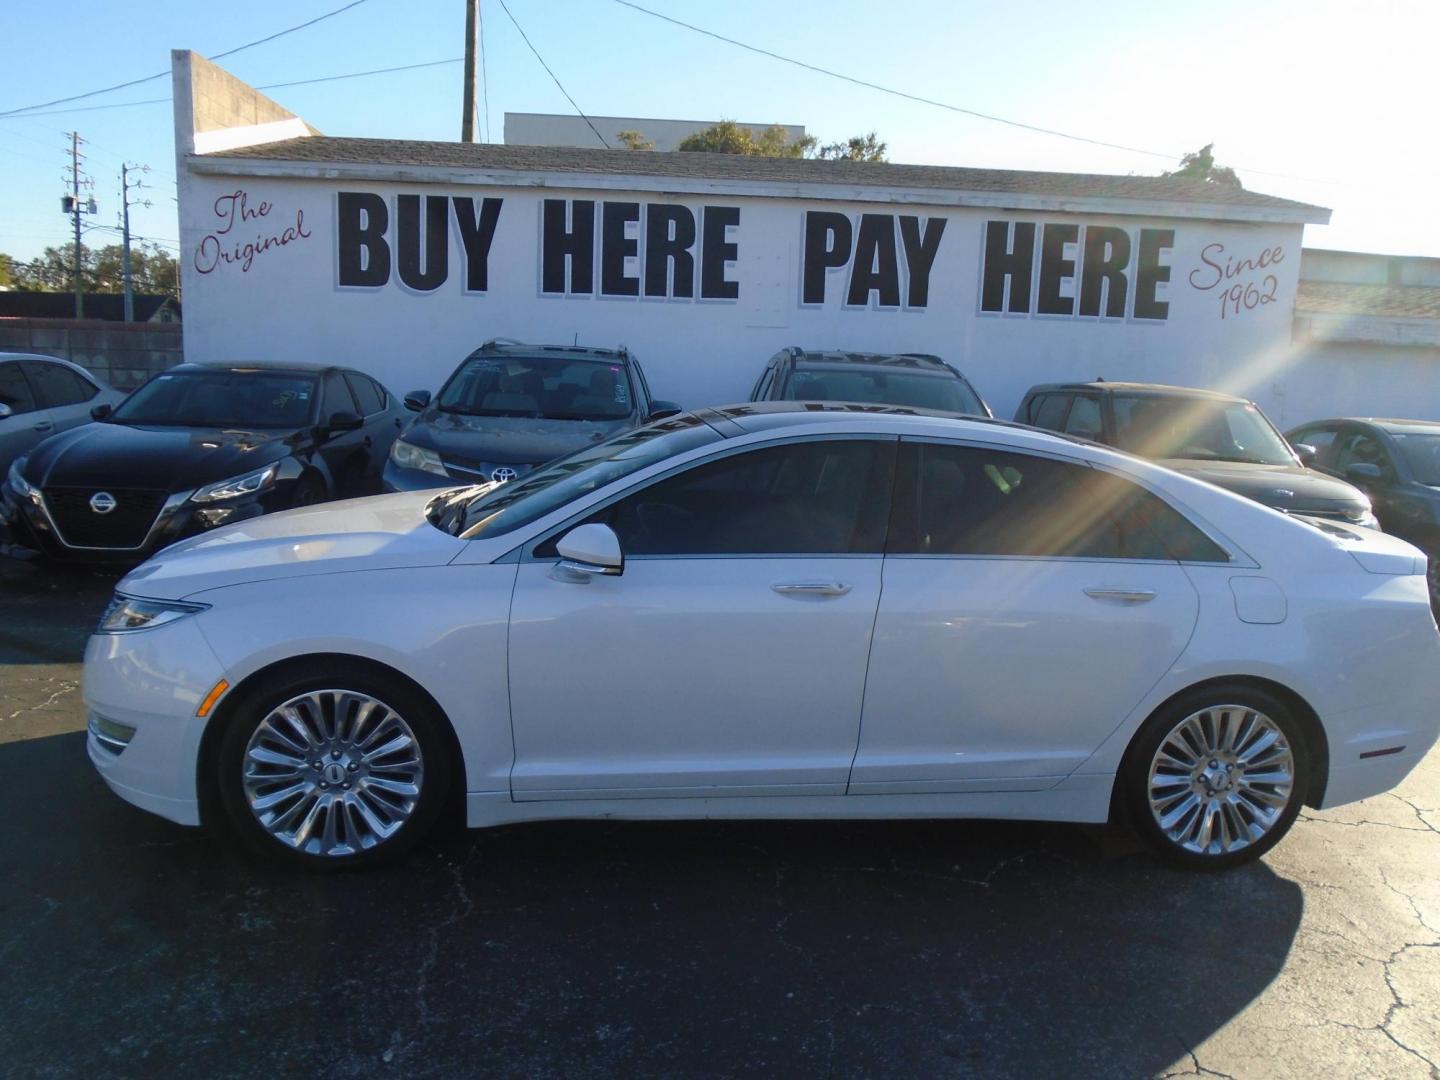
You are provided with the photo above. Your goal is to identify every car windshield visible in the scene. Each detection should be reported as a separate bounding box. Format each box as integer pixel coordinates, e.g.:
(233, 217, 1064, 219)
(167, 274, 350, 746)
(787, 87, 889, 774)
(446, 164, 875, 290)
(110, 370, 319, 428)
(436, 354, 635, 421)
(1394, 432, 1440, 485)
(1111, 395, 1295, 465)
(439, 415, 722, 539)
(785, 367, 986, 415)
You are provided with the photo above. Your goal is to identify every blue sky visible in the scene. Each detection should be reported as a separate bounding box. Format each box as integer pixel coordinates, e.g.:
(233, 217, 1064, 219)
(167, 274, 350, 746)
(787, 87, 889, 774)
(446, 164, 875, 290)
(3, 0, 1436, 266)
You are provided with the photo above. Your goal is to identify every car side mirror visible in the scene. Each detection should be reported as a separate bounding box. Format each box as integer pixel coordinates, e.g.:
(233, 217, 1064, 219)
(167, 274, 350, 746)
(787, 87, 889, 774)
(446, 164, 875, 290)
(91, 402, 113, 421)
(1344, 461, 1383, 483)
(403, 390, 431, 412)
(324, 410, 364, 435)
(0, 402, 11, 421)
(1292, 442, 1317, 466)
(555, 522, 623, 577)
(646, 400, 682, 422)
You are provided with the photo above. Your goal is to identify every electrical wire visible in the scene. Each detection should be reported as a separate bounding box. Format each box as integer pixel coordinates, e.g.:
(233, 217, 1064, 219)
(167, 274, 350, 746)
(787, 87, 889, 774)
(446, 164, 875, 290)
(0, 0, 373, 119)
(497, 0, 609, 148)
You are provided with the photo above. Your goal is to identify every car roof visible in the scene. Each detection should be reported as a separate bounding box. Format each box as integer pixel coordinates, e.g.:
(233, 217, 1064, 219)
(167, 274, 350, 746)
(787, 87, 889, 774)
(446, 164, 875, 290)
(789, 349, 955, 374)
(467, 339, 630, 363)
(1297, 417, 1440, 436)
(1023, 380, 1248, 404)
(180, 361, 349, 376)
(696, 400, 1050, 439)
(0, 352, 109, 384)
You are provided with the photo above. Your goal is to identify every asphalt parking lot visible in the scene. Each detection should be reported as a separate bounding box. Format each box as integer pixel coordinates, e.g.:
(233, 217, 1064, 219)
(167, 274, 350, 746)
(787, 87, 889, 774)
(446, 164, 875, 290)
(2, 552, 1437, 1079)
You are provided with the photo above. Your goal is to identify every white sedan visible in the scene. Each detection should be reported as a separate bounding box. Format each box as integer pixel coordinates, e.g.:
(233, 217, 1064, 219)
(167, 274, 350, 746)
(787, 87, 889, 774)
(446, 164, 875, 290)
(84, 404, 1440, 871)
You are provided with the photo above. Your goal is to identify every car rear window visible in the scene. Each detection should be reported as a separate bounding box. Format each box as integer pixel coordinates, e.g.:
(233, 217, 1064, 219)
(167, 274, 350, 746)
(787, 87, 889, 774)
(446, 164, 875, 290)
(782, 367, 985, 415)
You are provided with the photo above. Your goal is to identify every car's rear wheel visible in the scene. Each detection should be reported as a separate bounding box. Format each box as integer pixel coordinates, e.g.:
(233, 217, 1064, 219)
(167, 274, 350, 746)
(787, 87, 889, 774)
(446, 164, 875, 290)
(217, 666, 452, 870)
(1123, 685, 1309, 870)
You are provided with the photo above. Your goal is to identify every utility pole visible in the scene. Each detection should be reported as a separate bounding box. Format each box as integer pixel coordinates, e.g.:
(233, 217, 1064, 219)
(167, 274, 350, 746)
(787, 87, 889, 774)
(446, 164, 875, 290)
(62, 133, 97, 318)
(462, 0, 479, 142)
(120, 164, 151, 323)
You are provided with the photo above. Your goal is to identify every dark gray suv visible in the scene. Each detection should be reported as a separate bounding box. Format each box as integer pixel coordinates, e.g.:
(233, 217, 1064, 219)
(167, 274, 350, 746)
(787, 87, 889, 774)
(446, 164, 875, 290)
(383, 340, 680, 491)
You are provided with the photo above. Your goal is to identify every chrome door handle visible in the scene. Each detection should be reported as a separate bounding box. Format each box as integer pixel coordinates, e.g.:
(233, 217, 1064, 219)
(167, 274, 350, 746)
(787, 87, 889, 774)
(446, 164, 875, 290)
(33, 421, 53, 432)
(1084, 587, 1157, 603)
(772, 581, 852, 597)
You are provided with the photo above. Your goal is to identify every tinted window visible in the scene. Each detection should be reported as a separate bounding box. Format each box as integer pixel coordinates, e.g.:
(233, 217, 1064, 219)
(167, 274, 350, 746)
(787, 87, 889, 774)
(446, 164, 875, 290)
(438, 354, 634, 421)
(783, 367, 985, 415)
(584, 439, 895, 556)
(1289, 426, 1340, 467)
(1111, 395, 1294, 466)
(0, 362, 37, 415)
(1334, 432, 1396, 478)
(345, 373, 385, 416)
(323, 372, 357, 417)
(1394, 433, 1440, 485)
(891, 442, 1227, 562)
(24, 361, 97, 407)
(1063, 395, 1103, 439)
(1029, 393, 1069, 431)
(112, 370, 318, 428)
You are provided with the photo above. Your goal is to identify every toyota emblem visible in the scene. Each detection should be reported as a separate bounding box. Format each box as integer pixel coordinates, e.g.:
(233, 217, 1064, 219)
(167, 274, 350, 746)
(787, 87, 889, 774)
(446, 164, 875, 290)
(491, 467, 517, 483)
(89, 491, 117, 515)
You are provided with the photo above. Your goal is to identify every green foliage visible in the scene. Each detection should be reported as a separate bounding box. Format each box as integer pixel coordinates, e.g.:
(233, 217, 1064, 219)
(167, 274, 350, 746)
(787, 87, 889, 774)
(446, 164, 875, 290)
(0, 253, 13, 290)
(817, 132, 888, 162)
(677, 120, 887, 162)
(616, 129, 654, 151)
(1165, 143, 1242, 188)
(8, 242, 180, 297)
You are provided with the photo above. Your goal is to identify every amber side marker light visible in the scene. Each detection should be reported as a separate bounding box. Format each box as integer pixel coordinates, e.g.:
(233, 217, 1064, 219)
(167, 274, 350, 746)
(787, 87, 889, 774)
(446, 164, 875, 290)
(197, 680, 230, 718)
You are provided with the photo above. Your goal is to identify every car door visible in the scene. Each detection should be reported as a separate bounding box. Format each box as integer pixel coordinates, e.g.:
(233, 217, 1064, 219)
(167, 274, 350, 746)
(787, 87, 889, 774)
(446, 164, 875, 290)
(343, 371, 399, 493)
(850, 438, 1204, 793)
(316, 370, 369, 497)
(0, 360, 53, 474)
(1331, 426, 1411, 535)
(22, 359, 101, 437)
(506, 435, 896, 799)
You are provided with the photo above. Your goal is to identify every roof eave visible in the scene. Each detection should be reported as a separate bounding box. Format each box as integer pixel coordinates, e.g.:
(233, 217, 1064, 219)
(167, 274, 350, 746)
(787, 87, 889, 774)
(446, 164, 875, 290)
(186, 154, 1331, 226)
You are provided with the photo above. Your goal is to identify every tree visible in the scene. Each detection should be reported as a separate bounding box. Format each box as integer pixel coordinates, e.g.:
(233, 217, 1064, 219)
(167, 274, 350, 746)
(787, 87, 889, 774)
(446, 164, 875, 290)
(1165, 143, 1242, 188)
(616, 129, 654, 151)
(677, 119, 886, 162)
(0, 253, 13, 290)
(12, 241, 180, 297)
(817, 132, 887, 162)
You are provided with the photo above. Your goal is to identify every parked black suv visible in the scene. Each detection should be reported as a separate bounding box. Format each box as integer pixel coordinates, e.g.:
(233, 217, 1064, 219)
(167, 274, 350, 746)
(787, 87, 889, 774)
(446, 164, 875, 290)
(749, 348, 992, 416)
(1014, 381, 1376, 527)
(383, 340, 680, 491)
(1285, 417, 1440, 601)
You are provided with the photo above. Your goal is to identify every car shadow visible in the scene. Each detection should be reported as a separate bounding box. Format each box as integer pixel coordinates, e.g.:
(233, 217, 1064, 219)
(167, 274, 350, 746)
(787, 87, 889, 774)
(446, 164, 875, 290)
(0, 553, 120, 664)
(0, 730, 1303, 1078)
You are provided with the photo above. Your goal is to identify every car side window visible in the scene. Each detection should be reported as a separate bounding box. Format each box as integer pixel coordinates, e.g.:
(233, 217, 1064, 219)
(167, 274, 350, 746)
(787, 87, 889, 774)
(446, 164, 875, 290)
(1334, 432, 1396, 479)
(344, 372, 384, 416)
(751, 364, 777, 402)
(1062, 395, 1103, 440)
(571, 439, 896, 556)
(0, 362, 37, 416)
(889, 442, 1228, 562)
(22, 360, 97, 408)
(631, 361, 653, 409)
(323, 371, 357, 417)
(1291, 426, 1340, 467)
(1029, 393, 1070, 431)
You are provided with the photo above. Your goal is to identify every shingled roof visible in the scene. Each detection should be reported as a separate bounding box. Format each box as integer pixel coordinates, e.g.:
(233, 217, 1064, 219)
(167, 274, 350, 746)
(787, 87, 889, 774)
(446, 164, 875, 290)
(1297, 281, 1440, 320)
(201, 138, 1329, 221)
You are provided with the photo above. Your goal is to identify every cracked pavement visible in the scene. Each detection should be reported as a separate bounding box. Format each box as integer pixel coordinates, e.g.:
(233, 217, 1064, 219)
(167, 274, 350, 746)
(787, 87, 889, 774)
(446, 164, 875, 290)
(1, 555, 1437, 1078)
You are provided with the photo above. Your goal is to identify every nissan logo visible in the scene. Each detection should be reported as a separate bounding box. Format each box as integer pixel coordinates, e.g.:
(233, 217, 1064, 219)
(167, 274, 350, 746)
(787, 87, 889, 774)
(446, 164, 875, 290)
(491, 467, 518, 483)
(89, 491, 117, 515)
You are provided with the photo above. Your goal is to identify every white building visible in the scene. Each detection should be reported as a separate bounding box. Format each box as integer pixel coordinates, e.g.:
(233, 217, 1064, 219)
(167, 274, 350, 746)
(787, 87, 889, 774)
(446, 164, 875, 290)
(173, 51, 1408, 425)
(503, 112, 806, 153)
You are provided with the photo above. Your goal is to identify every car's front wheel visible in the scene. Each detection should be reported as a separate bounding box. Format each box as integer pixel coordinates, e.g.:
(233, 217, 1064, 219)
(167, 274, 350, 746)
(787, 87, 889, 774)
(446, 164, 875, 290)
(1123, 685, 1310, 870)
(216, 665, 452, 870)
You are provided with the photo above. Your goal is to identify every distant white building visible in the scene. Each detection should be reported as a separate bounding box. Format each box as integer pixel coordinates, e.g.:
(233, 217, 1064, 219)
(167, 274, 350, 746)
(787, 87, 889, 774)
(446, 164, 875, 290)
(503, 112, 805, 152)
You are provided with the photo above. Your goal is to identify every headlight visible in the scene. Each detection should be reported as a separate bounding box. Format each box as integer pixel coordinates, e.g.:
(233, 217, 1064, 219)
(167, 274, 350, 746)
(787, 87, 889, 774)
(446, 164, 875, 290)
(6, 458, 40, 502)
(390, 438, 447, 476)
(191, 463, 279, 503)
(1348, 508, 1380, 530)
(98, 595, 209, 634)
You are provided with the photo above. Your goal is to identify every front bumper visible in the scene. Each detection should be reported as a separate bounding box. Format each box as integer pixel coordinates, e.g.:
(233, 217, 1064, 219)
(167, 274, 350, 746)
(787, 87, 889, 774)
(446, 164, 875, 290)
(83, 616, 229, 826)
(2, 480, 269, 563)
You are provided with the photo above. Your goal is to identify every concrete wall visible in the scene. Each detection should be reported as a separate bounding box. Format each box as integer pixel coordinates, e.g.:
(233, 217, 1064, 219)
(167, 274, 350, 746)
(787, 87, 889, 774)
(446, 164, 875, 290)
(504, 113, 805, 152)
(1302, 248, 1440, 287)
(0, 320, 181, 390)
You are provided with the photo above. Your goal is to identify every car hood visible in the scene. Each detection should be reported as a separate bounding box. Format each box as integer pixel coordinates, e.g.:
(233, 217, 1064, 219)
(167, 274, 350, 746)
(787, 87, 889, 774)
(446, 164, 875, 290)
(22, 422, 301, 491)
(1158, 459, 1370, 513)
(117, 490, 466, 600)
(404, 409, 631, 467)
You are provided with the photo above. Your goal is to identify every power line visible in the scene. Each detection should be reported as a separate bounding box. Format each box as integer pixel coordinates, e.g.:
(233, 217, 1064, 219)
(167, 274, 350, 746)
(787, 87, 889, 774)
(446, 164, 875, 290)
(0, 0, 373, 119)
(497, 0, 609, 148)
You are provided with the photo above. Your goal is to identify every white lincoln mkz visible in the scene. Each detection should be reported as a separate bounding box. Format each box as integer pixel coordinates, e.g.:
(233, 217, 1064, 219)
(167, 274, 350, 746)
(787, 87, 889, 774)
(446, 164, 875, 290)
(84, 404, 1440, 870)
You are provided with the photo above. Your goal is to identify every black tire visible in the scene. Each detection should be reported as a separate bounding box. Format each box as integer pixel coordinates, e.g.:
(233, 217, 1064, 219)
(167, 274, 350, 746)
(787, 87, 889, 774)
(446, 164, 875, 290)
(1122, 683, 1310, 871)
(290, 472, 325, 508)
(216, 662, 453, 871)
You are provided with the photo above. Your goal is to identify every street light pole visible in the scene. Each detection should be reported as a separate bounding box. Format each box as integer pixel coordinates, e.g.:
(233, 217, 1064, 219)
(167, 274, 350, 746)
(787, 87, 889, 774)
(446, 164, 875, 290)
(462, 0, 479, 142)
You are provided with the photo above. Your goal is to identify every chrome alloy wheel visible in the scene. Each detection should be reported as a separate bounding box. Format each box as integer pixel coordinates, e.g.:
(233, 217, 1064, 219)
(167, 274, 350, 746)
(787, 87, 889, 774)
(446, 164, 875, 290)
(240, 689, 424, 857)
(1146, 704, 1295, 857)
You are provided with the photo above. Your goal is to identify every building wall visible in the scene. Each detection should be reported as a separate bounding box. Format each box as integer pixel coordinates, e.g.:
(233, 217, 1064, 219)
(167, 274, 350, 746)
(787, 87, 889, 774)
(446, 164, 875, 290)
(0, 319, 181, 389)
(1259, 340, 1440, 428)
(503, 113, 805, 152)
(179, 172, 1313, 420)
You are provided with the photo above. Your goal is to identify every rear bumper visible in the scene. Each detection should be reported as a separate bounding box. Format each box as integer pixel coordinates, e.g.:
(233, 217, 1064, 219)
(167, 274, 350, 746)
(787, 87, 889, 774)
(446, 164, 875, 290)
(1316, 695, 1440, 809)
